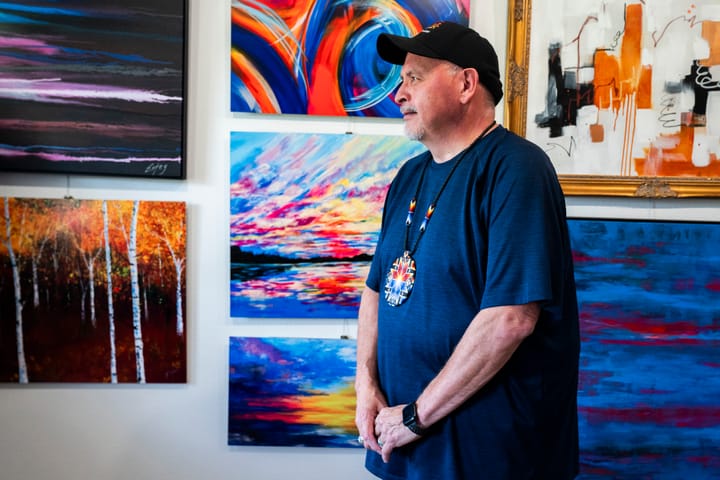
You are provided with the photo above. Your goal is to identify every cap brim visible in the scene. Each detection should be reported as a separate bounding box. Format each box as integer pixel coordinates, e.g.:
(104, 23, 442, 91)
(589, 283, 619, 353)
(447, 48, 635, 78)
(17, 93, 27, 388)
(377, 33, 439, 65)
(376, 34, 410, 65)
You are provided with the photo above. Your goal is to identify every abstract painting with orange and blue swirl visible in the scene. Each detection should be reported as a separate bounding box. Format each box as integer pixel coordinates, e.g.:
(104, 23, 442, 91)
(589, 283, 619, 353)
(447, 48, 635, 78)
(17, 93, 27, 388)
(230, 0, 469, 116)
(227, 336, 360, 447)
(229, 131, 425, 318)
(0, 1, 186, 178)
(571, 218, 720, 478)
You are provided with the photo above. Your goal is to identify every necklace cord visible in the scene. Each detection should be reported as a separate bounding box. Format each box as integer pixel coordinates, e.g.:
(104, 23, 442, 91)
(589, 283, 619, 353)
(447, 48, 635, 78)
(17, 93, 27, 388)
(402, 120, 496, 255)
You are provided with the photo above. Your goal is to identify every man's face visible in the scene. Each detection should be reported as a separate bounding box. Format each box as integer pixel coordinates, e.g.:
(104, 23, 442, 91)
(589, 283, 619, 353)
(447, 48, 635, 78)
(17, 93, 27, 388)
(395, 53, 463, 142)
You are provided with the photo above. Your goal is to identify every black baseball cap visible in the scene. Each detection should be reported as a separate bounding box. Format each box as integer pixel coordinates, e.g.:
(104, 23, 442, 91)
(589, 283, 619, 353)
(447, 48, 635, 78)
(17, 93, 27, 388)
(376, 21, 503, 105)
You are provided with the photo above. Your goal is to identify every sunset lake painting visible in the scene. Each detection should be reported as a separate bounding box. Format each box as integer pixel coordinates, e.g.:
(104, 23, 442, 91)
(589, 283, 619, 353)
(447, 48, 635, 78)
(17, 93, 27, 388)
(229, 131, 425, 319)
(227, 336, 360, 448)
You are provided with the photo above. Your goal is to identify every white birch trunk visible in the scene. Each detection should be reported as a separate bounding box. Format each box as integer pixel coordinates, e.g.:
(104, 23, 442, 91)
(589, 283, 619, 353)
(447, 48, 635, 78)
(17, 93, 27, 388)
(160, 235, 185, 337)
(143, 277, 149, 321)
(129, 201, 146, 383)
(88, 258, 96, 327)
(31, 236, 48, 308)
(77, 251, 100, 328)
(4, 199, 28, 383)
(79, 278, 87, 324)
(31, 256, 39, 308)
(174, 258, 183, 336)
(158, 251, 164, 289)
(102, 201, 118, 384)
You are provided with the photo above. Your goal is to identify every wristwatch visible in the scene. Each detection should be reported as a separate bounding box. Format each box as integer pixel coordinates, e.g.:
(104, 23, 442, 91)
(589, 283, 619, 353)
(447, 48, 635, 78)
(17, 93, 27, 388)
(402, 401, 426, 436)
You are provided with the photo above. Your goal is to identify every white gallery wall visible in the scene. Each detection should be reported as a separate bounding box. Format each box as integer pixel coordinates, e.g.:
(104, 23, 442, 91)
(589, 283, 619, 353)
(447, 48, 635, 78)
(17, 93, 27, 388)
(1, 1, 719, 479)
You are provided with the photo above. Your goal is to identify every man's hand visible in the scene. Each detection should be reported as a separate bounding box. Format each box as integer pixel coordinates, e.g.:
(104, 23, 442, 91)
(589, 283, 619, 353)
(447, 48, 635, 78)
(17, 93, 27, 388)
(373, 404, 422, 463)
(355, 380, 387, 455)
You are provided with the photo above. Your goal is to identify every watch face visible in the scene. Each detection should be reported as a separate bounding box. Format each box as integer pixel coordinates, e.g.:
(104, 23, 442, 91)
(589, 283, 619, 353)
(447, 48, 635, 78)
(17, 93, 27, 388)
(403, 402, 416, 425)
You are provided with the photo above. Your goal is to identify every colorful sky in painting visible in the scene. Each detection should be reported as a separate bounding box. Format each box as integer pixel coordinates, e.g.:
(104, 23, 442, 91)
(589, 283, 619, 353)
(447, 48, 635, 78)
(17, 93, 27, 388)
(0, 1, 185, 177)
(229, 131, 425, 261)
(528, 0, 720, 177)
(230, 0, 469, 116)
(228, 336, 359, 447)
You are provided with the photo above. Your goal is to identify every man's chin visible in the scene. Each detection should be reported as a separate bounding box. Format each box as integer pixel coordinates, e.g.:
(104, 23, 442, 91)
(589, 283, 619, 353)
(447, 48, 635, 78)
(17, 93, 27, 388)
(403, 126, 424, 142)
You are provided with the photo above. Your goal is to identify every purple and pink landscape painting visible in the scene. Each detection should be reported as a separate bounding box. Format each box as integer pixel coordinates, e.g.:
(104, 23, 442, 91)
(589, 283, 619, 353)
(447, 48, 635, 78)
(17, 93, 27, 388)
(0, 1, 186, 177)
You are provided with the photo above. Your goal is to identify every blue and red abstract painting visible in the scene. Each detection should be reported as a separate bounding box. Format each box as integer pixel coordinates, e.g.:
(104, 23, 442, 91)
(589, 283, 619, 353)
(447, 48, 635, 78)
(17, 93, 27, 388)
(229, 131, 425, 319)
(0, 1, 186, 177)
(230, 0, 469, 116)
(228, 336, 359, 447)
(571, 218, 720, 478)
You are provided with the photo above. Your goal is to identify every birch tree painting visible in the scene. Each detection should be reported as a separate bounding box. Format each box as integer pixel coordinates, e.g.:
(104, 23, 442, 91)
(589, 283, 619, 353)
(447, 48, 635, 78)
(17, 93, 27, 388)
(0, 197, 186, 383)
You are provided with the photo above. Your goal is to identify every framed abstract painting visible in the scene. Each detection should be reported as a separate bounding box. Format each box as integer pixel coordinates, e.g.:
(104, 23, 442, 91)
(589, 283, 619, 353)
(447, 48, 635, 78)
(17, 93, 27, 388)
(230, 0, 469, 116)
(0, 197, 186, 383)
(0, 1, 187, 178)
(505, 0, 720, 196)
(229, 131, 425, 318)
(569, 218, 720, 477)
(228, 336, 360, 448)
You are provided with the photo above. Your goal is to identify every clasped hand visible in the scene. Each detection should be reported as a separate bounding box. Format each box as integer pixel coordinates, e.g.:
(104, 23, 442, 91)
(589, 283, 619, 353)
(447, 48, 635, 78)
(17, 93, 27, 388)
(357, 401, 422, 463)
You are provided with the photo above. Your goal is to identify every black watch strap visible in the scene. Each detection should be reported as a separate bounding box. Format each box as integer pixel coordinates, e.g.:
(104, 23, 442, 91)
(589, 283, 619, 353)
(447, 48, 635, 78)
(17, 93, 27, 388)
(402, 401, 427, 436)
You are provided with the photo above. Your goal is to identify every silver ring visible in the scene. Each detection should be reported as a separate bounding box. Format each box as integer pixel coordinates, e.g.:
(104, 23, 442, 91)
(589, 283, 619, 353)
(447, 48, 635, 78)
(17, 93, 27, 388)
(378, 439, 384, 447)
(357, 435, 364, 444)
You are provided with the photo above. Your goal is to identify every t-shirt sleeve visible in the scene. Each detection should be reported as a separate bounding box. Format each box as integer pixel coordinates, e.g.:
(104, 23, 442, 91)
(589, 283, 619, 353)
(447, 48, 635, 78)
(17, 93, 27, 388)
(366, 243, 382, 292)
(480, 143, 566, 309)
(366, 177, 396, 293)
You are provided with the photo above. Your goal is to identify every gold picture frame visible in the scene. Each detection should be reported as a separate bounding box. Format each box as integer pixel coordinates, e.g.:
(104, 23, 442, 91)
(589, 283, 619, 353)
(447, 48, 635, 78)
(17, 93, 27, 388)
(503, 0, 720, 197)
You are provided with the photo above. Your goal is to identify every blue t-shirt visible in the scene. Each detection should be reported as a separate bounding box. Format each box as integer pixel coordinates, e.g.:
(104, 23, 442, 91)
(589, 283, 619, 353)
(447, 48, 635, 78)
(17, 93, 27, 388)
(365, 126, 579, 480)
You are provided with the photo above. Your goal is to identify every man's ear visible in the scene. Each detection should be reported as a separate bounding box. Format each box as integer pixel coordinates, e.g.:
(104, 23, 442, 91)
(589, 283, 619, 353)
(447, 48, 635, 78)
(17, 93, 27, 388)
(459, 68, 480, 103)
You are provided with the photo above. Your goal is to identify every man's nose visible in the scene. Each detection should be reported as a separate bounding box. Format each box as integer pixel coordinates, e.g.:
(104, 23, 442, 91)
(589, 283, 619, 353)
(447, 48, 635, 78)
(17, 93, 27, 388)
(394, 83, 407, 105)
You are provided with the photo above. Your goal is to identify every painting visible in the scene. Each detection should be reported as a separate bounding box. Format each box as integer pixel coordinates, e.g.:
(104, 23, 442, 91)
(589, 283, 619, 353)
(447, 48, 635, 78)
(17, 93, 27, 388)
(229, 131, 426, 318)
(0, 1, 187, 178)
(570, 218, 720, 477)
(0, 197, 186, 383)
(229, 0, 468, 116)
(227, 336, 360, 448)
(505, 0, 720, 196)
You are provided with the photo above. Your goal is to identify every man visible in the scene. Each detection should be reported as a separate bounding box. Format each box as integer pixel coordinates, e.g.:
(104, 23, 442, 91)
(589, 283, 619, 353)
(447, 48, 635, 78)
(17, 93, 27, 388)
(355, 22, 580, 479)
